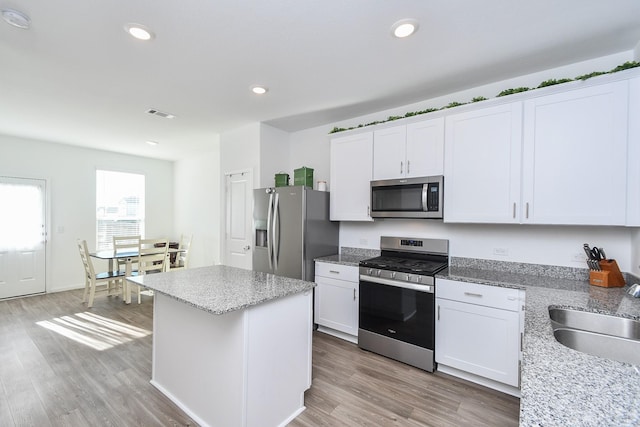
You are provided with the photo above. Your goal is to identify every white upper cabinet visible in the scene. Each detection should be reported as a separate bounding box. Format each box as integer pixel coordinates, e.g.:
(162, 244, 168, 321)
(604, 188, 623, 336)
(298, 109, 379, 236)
(372, 126, 406, 180)
(445, 79, 630, 225)
(444, 103, 523, 223)
(521, 81, 628, 225)
(627, 77, 640, 226)
(372, 118, 444, 180)
(330, 132, 373, 221)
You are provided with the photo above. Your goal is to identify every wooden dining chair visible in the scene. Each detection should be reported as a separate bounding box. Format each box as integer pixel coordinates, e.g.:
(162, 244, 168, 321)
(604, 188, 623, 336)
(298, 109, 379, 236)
(77, 239, 125, 308)
(128, 238, 169, 304)
(171, 234, 193, 270)
(113, 235, 141, 273)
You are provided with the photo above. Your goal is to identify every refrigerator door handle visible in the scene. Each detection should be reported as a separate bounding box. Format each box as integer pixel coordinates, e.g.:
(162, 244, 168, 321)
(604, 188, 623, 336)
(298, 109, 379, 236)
(273, 192, 280, 271)
(267, 192, 274, 270)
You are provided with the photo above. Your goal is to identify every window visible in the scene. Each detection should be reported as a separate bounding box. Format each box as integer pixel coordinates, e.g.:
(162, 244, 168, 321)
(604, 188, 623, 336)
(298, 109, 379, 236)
(0, 177, 45, 251)
(96, 170, 145, 250)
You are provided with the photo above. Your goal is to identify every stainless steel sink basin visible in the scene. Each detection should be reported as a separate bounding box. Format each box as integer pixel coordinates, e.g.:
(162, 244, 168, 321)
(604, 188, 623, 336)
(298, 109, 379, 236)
(549, 308, 640, 365)
(552, 328, 640, 365)
(549, 308, 640, 339)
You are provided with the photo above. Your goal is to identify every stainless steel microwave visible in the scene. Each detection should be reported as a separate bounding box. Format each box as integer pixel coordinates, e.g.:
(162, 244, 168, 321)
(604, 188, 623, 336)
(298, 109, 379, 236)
(370, 175, 443, 219)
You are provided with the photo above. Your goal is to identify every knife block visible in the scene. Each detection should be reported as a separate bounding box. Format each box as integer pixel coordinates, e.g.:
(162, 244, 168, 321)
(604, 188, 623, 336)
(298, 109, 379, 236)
(589, 260, 625, 288)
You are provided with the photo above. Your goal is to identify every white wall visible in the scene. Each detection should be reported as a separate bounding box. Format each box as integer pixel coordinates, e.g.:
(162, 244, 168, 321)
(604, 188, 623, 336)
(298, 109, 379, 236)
(288, 51, 639, 272)
(0, 133, 174, 292)
(220, 123, 261, 187)
(632, 230, 640, 277)
(259, 124, 290, 188)
(174, 140, 221, 267)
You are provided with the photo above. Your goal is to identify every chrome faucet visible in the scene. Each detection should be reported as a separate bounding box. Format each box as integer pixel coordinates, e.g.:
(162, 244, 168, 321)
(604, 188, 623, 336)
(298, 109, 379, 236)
(628, 284, 640, 297)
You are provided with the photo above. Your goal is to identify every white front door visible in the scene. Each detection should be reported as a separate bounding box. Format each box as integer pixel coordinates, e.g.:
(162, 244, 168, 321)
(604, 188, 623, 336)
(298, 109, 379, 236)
(224, 170, 253, 270)
(0, 177, 47, 299)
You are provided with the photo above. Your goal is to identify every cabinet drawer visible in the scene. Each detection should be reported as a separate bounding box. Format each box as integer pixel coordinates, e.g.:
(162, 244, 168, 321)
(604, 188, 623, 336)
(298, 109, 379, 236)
(315, 262, 359, 282)
(436, 278, 521, 311)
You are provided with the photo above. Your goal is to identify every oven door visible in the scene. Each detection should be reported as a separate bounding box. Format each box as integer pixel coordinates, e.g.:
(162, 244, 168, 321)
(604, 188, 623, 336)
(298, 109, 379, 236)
(359, 276, 435, 350)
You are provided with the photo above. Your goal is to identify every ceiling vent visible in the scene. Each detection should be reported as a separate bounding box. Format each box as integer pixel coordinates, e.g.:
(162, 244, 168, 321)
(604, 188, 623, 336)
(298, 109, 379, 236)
(146, 108, 175, 119)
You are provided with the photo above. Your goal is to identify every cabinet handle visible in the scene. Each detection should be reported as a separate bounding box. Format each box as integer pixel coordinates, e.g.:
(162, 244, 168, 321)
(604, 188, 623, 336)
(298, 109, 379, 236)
(526, 202, 529, 219)
(407, 160, 410, 174)
(400, 161, 403, 174)
(367, 206, 370, 217)
(329, 270, 340, 274)
(437, 305, 440, 321)
(353, 288, 356, 300)
(464, 292, 483, 298)
(512, 202, 516, 219)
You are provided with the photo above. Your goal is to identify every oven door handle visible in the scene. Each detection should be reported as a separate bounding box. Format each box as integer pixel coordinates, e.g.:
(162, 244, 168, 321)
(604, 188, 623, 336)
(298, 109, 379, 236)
(360, 275, 434, 293)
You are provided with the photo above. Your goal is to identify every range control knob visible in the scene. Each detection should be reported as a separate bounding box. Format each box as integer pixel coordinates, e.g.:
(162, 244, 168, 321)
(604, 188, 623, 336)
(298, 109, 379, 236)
(416, 276, 422, 283)
(367, 268, 373, 275)
(391, 272, 396, 279)
(376, 270, 382, 277)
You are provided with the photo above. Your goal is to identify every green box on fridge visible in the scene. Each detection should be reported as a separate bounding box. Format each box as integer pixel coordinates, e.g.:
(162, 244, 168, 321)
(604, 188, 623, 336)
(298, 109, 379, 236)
(274, 173, 289, 187)
(294, 167, 314, 187)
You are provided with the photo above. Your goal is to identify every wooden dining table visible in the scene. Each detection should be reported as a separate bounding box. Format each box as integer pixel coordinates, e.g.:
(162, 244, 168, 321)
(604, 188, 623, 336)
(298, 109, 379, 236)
(90, 247, 181, 304)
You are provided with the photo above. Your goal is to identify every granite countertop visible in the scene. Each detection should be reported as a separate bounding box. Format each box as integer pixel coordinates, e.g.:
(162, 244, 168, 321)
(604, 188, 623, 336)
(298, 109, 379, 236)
(126, 265, 315, 315)
(314, 253, 370, 267)
(438, 265, 640, 427)
(315, 246, 380, 267)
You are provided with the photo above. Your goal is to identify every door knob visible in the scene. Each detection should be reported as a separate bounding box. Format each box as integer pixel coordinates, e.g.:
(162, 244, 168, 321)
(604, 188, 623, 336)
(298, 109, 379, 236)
(243, 245, 251, 251)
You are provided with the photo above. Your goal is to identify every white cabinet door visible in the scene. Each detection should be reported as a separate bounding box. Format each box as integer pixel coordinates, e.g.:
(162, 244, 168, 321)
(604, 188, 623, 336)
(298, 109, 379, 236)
(372, 119, 445, 180)
(522, 81, 628, 225)
(444, 103, 523, 223)
(627, 77, 640, 226)
(330, 132, 373, 221)
(436, 297, 520, 387)
(314, 263, 359, 337)
(372, 126, 406, 180)
(406, 118, 444, 177)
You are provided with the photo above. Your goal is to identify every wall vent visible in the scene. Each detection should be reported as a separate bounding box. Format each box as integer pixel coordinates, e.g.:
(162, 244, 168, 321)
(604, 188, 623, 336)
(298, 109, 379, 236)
(146, 108, 176, 119)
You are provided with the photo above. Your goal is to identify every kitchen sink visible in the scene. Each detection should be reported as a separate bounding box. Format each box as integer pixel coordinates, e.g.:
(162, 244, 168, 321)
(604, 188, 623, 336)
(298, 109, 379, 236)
(549, 308, 640, 365)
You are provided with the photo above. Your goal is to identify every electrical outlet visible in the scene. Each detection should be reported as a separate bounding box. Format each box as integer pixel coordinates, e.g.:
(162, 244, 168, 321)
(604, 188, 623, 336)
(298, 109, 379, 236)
(493, 247, 509, 256)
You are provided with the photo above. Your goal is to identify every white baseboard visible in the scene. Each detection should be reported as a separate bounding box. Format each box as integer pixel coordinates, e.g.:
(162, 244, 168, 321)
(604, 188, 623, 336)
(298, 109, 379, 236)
(316, 326, 358, 344)
(437, 364, 521, 397)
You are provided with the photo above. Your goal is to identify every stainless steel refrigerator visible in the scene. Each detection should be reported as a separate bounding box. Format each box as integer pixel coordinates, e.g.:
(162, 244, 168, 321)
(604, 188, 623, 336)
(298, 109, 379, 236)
(253, 186, 339, 281)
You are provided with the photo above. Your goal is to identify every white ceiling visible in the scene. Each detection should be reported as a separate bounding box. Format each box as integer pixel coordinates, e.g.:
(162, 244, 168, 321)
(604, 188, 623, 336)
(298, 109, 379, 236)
(1, 0, 640, 161)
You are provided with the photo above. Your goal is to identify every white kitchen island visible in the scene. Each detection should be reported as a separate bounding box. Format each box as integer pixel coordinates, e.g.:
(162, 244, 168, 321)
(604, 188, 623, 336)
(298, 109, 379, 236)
(127, 265, 314, 427)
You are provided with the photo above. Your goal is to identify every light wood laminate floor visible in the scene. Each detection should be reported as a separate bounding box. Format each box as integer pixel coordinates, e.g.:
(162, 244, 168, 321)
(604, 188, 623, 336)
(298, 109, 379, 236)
(0, 290, 519, 426)
(290, 332, 520, 426)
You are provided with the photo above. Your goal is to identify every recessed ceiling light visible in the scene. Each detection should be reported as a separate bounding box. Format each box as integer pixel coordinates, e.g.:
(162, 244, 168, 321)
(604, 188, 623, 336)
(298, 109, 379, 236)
(124, 23, 155, 41)
(2, 8, 31, 29)
(145, 140, 159, 146)
(391, 19, 419, 38)
(251, 86, 268, 95)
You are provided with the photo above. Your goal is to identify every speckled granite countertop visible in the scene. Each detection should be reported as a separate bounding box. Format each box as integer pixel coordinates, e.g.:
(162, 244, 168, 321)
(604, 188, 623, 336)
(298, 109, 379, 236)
(315, 246, 380, 267)
(126, 265, 314, 315)
(439, 263, 640, 427)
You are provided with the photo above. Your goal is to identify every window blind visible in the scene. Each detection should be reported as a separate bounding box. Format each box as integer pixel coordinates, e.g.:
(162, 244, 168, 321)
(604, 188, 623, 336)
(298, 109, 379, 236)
(96, 170, 145, 251)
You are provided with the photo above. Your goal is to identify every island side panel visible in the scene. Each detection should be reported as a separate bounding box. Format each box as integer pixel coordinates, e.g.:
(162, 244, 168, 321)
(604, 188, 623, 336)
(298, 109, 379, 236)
(151, 293, 247, 427)
(246, 290, 313, 427)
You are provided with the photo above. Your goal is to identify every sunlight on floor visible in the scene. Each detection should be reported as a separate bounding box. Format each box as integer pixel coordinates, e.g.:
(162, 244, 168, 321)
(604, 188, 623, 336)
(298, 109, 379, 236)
(36, 311, 151, 351)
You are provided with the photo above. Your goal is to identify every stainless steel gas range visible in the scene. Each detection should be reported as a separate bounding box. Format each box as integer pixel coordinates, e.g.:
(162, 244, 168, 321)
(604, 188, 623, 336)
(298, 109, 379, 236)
(358, 236, 449, 372)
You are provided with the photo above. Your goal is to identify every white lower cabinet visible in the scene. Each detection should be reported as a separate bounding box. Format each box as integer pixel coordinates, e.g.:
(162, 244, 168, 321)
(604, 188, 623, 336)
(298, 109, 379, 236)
(436, 278, 524, 394)
(314, 262, 359, 342)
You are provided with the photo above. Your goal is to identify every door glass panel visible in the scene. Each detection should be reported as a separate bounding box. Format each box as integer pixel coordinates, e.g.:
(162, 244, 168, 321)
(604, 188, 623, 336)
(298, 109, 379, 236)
(371, 185, 423, 212)
(0, 182, 44, 250)
(359, 280, 434, 349)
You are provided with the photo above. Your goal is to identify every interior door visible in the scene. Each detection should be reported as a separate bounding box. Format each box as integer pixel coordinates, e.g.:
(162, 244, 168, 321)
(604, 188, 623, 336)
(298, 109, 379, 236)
(224, 170, 253, 270)
(0, 177, 46, 299)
